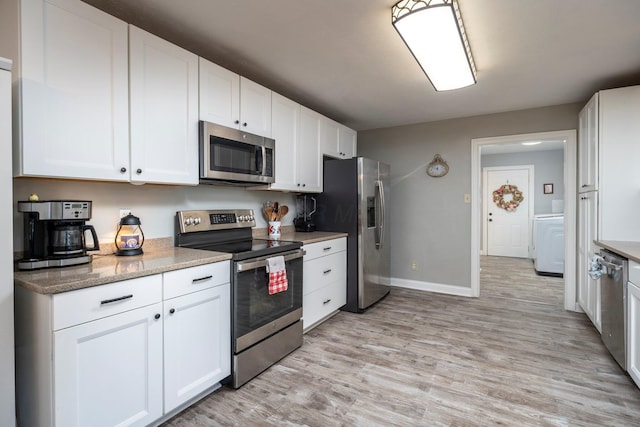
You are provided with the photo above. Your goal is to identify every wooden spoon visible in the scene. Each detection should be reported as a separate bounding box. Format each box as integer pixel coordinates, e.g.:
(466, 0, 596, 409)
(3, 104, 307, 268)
(264, 206, 274, 221)
(278, 205, 289, 221)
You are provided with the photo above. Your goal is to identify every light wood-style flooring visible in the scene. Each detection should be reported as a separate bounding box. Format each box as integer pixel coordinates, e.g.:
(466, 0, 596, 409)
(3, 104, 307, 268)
(163, 256, 640, 426)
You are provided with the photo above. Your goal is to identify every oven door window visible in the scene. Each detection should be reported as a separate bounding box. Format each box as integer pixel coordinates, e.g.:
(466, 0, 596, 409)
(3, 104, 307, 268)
(209, 136, 262, 176)
(233, 257, 302, 339)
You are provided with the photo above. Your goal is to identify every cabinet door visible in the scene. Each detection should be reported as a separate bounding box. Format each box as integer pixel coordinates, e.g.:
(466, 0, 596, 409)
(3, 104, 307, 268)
(199, 57, 240, 129)
(577, 192, 600, 331)
(164, 284, 231, 412)
(54, 302, 163, 427)
(240, 77, 272, 137)
(578, 93, 598, 191)
(18, 0, 129, 180)
(129, 26, 199, 185)
(297, 106, 322, 192)
(628, 280, 640, 388)
(338, 125, 357, 159)
(320, 116, 340, 158)
(268, 92, 299, 191)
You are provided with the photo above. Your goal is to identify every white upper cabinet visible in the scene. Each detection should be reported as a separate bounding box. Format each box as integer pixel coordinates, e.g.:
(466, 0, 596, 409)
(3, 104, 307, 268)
(320, 116, 340, 158)
(578, 93, 598, 192)
(129, 26, 199, 185)
(199, 58, 272, 137)
(338, 125, 357, 159)
(14, 0, 130, 181)
(321, 117, 357, 159)
(297, 106, 323, 193)
(268, 92, 300, 191)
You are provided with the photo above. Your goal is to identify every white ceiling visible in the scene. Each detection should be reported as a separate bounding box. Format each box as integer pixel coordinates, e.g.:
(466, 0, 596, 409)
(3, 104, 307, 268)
(83, 0, 640, 131)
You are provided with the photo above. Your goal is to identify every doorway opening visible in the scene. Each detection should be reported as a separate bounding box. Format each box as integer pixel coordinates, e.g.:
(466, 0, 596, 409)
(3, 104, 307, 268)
(471, 130, 578, 311)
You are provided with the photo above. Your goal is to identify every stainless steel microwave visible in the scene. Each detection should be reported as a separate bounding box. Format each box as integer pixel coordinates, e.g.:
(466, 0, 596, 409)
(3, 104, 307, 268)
(199, 121, 275, 185)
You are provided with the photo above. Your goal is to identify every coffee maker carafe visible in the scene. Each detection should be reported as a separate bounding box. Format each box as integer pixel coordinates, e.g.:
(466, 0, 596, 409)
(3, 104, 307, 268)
(18, 200, 100, 270)
(294, 195, 316, 232)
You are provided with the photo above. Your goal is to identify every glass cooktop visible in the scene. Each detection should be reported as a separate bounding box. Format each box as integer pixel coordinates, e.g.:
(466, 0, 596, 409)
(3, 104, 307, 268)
(193, 238, 302, 261)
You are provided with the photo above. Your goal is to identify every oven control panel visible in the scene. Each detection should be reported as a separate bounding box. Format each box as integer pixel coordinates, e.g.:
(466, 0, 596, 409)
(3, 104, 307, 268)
(176, 209, 256, 233)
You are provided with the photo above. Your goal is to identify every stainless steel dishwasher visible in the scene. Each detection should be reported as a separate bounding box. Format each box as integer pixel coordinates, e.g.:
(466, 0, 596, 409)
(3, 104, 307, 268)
(598, 249, 628, 371)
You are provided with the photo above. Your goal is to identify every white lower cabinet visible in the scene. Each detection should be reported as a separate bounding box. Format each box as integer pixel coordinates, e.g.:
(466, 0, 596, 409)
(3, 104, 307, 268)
(163, 262, 231, 413)
(15, 261, 231, 427)
(302, 238, 347, 331)
(628, 261, 640, 388)
(54, 302, 163, 427)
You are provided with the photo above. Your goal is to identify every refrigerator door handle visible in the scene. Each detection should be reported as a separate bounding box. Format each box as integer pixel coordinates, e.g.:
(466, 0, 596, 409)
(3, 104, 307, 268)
(376, 180, 385, 249)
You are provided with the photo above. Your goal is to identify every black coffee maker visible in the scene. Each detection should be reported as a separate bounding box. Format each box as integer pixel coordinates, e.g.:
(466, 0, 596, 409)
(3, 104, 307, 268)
(18, 200, 100, 270)
(294, 195, 316, 232)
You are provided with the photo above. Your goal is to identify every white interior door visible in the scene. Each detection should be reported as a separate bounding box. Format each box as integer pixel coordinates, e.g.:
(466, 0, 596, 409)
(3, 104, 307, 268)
(485, 166, 533, 258)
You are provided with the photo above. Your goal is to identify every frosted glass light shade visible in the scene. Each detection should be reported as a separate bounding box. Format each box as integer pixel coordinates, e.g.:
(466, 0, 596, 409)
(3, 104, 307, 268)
(392, 0, 476, 91)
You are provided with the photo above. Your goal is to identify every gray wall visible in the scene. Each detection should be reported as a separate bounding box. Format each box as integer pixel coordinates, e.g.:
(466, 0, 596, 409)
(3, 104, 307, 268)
(358, 102, 582, 288)
(481, 149, 564, 215)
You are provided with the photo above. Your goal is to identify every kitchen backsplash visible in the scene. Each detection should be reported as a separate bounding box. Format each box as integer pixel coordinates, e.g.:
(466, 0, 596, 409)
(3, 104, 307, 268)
(12, 178, 297, 252)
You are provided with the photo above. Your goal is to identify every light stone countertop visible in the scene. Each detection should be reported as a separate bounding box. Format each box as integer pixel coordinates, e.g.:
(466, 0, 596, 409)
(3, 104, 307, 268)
(278, 231, 348, 245)
(14, 230, 347, 295)
(14, 246, 231, 295)
(594, 240, 640, 263)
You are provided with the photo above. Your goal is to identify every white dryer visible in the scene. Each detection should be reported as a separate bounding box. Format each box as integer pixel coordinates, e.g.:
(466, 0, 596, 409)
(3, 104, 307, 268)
(532, 214, 564, 276)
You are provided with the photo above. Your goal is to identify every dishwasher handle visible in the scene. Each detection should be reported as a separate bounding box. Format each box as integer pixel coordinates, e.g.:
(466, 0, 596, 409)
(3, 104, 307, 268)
(597, 258, 622, 271)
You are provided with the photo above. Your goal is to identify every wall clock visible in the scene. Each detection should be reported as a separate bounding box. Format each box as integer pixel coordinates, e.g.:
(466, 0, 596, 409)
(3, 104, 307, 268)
(426, 154, 449, 177)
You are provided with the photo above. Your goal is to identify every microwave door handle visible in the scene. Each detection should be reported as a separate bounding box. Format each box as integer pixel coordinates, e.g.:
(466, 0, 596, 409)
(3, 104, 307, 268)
(260, 145, 267, 176)
(255, 146, 263, 174)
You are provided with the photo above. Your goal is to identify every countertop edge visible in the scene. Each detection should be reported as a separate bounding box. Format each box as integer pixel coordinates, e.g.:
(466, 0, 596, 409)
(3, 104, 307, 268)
(594, 240, 640, 263)
(15, 248, 232, 295)
(14, 231, 347, 295)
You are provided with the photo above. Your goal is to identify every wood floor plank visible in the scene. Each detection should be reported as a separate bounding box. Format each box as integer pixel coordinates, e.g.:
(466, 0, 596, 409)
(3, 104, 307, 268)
(163, 256, 640, 426)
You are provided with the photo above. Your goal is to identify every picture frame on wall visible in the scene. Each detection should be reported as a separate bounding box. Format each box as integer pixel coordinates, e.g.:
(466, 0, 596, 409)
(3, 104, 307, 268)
(543, 183, 554, 194)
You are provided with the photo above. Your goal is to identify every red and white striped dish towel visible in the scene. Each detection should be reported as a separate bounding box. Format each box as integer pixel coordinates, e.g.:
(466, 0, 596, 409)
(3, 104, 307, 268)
(266, 255, 288, 295)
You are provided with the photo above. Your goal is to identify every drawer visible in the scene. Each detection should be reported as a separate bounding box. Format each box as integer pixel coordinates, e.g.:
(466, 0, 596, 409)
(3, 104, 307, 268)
(303, 251, 346, 295)
(303, 237, 346, 261)
(53, 274, 162, 330)
(303, 280, 346, 331)
(163, 261, 230, 300)
(630, 260, 640, 285)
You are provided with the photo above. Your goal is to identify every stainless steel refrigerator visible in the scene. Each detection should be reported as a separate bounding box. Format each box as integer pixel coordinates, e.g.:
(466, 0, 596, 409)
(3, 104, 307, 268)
(315, 157, 390, 312)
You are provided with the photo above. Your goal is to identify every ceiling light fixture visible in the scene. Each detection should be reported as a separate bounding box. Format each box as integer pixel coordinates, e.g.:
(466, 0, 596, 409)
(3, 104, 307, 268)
(391, 0, 476, 91)
(521, 141, 542, 146)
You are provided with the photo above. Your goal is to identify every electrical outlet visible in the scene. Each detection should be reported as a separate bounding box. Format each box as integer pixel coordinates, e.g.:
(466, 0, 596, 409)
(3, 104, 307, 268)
(411, 261, 417, 271)
(119, 209, 131, 219)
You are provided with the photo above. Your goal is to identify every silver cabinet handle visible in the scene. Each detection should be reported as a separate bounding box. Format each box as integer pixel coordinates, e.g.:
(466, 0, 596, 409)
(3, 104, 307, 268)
(192, 275, 213, 284)
(237, 249, 306, 272)
(101, 294, 133, 305)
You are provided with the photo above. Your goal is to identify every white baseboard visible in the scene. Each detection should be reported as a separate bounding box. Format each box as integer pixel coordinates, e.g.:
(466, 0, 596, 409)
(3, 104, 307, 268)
(390, 278, 475, 297)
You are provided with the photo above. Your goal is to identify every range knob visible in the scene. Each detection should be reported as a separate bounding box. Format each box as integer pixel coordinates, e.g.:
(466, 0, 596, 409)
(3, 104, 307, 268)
(194, 217, 201, 225)
(184, 217, 193, 226)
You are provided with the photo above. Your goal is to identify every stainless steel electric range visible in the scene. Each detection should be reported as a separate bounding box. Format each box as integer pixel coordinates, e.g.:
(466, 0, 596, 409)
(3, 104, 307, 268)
(175, 209, 304, 388)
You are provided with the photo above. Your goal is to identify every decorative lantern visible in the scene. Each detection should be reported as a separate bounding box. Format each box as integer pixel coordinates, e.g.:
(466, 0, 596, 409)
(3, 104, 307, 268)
(115, 214, 144, 256)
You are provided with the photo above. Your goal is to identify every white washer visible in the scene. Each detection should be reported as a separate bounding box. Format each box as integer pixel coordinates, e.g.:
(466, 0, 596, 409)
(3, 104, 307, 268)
(532, 214, 564, 276)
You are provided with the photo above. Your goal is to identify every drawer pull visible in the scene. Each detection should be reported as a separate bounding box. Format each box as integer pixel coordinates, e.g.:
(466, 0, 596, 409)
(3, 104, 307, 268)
(323, 269, 332, 275)
(323, 299, 332, 305)
(192, 275, 213, 284)
(323, 247, 332, 251)
(100, 294, 133, 305)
